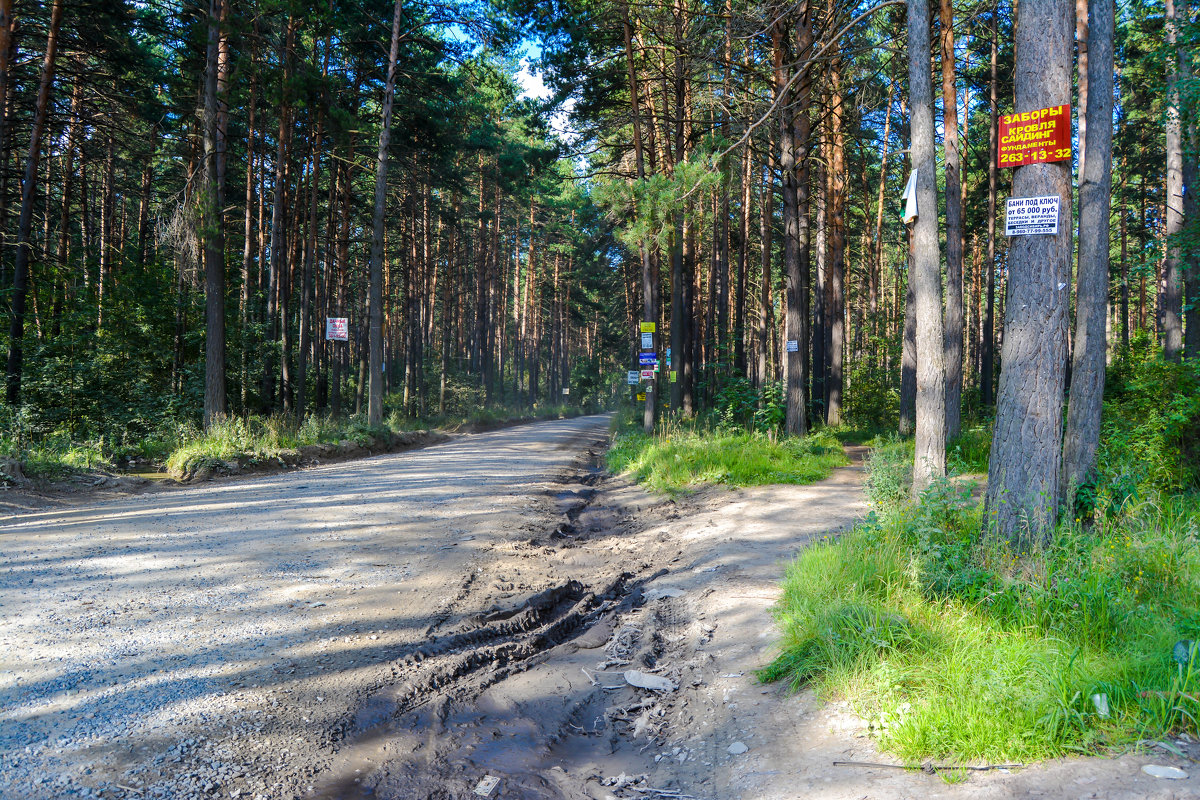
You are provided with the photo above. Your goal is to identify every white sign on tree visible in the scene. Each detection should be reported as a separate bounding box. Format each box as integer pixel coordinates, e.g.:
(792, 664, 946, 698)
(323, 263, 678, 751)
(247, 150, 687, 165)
(325, 318, 349, 341)
(1005, 196, 1060, 237)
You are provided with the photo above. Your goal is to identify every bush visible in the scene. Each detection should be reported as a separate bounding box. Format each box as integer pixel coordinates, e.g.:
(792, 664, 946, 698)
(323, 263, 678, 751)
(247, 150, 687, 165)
(1096, 332, 1200, 500)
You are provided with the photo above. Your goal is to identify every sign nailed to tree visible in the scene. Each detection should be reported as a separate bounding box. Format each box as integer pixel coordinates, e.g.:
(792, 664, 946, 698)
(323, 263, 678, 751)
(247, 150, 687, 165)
(325, 318, 348, 341)
(997, 104, 1071, 169)
(1005, 196, 1061, 236)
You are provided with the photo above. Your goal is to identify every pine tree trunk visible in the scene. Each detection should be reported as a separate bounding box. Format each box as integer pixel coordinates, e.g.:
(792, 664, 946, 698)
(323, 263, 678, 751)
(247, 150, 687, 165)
(986, 0, 1074, 547)
(982, 2, 999, 406)
(368, 0, 404, 425)
(6, 0, 63, 405)
(899, 265, 917, 436)
(908, 0, 947, 493)
(1062, 0, 1114, 503)
(1184, 9, 1199, 360)
(940, 0, 964, 439)
(240, 66, 258, 409)
(202, 0, 228, 428)
(263, 17, 295, 412)
(758, 153, 774, 389)
(826, 58, 846, 427)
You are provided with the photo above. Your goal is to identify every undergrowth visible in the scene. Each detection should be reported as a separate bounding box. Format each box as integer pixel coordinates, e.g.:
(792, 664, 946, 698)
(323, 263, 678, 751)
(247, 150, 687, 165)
(760, 343, 1200, 764)
(606, 409, 848, 495)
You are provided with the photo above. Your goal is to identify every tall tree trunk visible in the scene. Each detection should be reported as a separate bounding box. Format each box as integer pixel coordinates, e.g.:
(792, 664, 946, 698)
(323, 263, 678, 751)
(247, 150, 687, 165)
(0, 0, 14, 245)
(1162, 0, 1184, 360)
(296, 35, 326, 421)
(202, 0, 228, 428)
(623, 16, 658, 432)
(940, 0, 964, 439)
(669, 0, 687, 413)
(240, 66, 258, 409)
(735, 130, 751, 377)
(871, 82, 895, 339)
(899, 272, 917, 435)
(982, 2, 999, 406)
(986, 0, 1074, 547)
(1184, 11, 1199, 360)
(908, 0, 947, 493)
(263, 17, 294, 411)
(784, 4, 813, 436)
(368, 0, 404, 425)
(826, 57, 846, 427)
(1062, 0, 1114, 503)
(758, 154, 774, 389)
(6, 0, 63, 405)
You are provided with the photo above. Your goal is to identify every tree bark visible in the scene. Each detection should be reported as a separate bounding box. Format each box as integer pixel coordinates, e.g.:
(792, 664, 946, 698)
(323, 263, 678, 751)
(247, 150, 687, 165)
(986, 0, 1074, 547)
(1062, 0, 1114, 503)
(908, 0, 947, 493)
(940, 0, 964, 439)
(368, 0, 405, 425)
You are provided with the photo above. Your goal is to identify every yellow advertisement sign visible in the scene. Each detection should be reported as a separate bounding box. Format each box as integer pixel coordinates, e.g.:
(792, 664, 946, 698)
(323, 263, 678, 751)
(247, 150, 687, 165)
(640, 322, 656, 333)
(637, 393, 646, 402)
(670, 370, 677, 383)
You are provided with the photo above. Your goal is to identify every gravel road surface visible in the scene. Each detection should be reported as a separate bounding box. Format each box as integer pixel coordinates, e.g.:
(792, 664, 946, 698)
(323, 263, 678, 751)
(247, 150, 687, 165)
(0, 414, 612, 799)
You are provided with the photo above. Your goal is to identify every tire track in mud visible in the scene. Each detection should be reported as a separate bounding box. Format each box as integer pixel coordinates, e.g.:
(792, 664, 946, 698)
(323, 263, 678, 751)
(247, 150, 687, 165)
(306, 436, 674, 800)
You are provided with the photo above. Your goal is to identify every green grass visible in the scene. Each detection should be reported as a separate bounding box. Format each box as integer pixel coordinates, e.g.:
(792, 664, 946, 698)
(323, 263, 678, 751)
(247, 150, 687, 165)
(164, 401, 593, 478)
(760, 455, 1200, 763)
(607, 416, 848, 495)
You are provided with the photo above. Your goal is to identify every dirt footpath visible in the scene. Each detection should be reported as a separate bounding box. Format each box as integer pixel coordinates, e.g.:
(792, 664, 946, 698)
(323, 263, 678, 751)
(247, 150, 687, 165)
(3, 416, 1198, 800)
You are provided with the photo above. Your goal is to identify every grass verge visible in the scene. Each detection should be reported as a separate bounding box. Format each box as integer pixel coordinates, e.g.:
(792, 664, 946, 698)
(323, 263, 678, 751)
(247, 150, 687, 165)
(760, 435, 1200, 763)
(0, 401, 599, 485)
(606, 413, 848, 495)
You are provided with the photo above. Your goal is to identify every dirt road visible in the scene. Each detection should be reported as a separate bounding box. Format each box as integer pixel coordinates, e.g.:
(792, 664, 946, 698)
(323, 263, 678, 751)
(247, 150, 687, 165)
(3, 414, 1197, 800)
(1, 415, 622, 799)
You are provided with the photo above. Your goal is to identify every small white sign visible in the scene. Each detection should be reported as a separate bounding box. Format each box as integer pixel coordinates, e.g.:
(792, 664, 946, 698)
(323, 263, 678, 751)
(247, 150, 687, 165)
(786, 339, 799, 353)
(640, 369, 655, 380)
(641, 332, 654, 350)
(325, 317, 348, 341)
(1005, 196, 1060, 236)
(627, 371, 639, 385)
(562, 388, 570, 395)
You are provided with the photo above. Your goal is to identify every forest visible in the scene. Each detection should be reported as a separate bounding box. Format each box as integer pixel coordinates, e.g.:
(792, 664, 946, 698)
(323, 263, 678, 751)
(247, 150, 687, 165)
(1, 0, 1200, 773)
(0, 0, 1195, 497)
